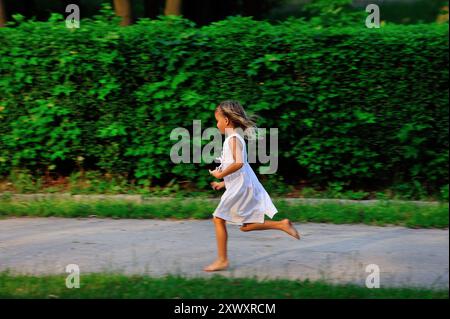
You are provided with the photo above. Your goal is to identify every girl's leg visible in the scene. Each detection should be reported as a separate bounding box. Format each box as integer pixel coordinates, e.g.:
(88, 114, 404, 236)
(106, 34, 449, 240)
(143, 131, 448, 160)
(240, 218, 300, 240)
(204, 216, 230, 271)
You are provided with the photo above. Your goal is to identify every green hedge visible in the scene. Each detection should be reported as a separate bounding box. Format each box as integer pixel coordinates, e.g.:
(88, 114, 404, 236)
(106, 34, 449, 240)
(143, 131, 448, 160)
(0, 12, 448, 196)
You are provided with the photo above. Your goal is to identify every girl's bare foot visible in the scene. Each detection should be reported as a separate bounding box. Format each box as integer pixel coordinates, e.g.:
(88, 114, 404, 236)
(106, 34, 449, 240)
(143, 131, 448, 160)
(281, 219, 300, 240)
(203, 259, 229, 272)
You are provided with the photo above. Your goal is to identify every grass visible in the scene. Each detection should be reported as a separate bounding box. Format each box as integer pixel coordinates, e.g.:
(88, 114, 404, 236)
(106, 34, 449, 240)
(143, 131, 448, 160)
(3, 169, 449, 202)
(0, 197, 448, 228)
(0, 272, 447, 299)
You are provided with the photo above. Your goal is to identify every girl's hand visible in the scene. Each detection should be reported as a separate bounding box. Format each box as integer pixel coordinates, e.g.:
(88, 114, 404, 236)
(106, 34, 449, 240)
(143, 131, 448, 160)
(208, 169, 223, 179)
(210, 181, 225, 190)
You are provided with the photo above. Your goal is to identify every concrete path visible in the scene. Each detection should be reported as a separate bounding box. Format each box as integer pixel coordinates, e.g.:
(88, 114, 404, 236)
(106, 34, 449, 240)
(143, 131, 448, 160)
(0, 217, 448, 288)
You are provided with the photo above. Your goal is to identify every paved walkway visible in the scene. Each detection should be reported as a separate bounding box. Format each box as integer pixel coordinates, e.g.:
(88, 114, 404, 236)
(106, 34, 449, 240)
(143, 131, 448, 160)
(0, 217, 448, 288)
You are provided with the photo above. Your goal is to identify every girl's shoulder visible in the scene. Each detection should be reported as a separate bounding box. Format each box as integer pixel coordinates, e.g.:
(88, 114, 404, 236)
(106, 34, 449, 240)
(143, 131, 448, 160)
(225, 133, 246, 148)
(225, 133, 244, 141)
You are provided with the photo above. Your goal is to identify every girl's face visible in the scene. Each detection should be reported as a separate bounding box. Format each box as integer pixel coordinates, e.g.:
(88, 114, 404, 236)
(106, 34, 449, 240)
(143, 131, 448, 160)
(215, 110, 230, 134)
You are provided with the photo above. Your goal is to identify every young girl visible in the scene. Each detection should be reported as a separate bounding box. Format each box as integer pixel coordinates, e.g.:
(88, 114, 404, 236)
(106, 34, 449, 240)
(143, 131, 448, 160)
(205, 100, 300, 272)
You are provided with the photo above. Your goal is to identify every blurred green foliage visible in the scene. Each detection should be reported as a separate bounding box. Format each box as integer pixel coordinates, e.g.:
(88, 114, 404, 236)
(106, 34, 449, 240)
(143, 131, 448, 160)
(300, 0, 367, 27)
(0, 7, 448, 198)
(3, 0, 447, 25)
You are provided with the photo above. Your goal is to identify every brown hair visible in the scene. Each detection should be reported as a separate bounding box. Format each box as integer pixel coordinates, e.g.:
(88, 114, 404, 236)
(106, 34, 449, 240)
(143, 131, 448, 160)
(215, 100, 258, 140)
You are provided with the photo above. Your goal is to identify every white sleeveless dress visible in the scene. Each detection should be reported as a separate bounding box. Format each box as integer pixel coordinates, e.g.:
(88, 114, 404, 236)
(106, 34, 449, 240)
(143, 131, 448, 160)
(212, 133, 278, 225)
